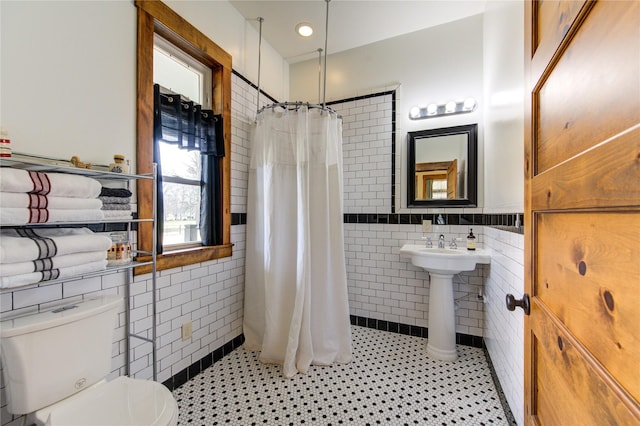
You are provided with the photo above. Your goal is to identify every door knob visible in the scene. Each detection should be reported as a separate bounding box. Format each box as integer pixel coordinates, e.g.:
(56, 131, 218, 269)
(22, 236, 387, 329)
(506, 293, 530, 315)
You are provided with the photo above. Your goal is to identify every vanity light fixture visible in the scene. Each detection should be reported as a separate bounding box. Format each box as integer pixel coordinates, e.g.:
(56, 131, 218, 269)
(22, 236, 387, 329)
(295, 22, 314, 37)
(409, 97, 477, 120)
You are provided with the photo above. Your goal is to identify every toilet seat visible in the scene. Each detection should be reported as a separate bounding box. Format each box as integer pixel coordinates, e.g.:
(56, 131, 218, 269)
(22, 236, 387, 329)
(28, 376, 178, 426)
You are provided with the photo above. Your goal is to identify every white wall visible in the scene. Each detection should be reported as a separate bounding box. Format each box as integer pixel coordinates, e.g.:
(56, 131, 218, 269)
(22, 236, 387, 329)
(0, 0, 287, 167)
(0, 1, 137, 165)
(164, 0, 288, 103)
(482, 1, 525, 213)
(291, 15, 485, 211)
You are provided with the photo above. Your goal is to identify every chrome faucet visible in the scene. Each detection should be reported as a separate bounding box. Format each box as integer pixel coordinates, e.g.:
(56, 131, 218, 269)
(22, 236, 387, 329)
(438, 234, 445, 249)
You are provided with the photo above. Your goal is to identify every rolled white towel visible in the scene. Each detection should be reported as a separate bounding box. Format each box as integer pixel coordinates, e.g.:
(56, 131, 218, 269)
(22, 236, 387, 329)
(0, 227, 112, 263)
(0, 208, 104, 225)
(0, 260, 108, 289)
(0, 168, 101, 198)
(0, 192, 103, 210)
(0, 250, 108, 277)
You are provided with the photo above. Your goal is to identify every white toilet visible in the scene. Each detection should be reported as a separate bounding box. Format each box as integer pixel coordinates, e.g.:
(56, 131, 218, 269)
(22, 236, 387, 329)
(0, 295, 178, 426)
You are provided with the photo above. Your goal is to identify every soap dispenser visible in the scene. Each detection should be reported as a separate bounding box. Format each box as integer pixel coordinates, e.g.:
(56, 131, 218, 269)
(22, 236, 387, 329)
(466, 228, 476, 251)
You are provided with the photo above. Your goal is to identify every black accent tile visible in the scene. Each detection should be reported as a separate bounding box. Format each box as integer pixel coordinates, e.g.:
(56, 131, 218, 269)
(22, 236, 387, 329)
(399, 323, 410, 335)
(213, 347, 224, 362)
(410, 325, 423, 337)
(388, 214, 399, 224)
(447, 214, 460, 225)
(223, 341, 234, 355)
(460, 214, 473, 225)
(377, 214, 388, 224)
(162, 377, 173, 391)
(357, 316, 367, 327)
(367, 214, 377, 223)
(233, 334, 245, 349)
(399, 214, 410, 224)
(376, 320, 388, 331)
(357, 214, 367, 223)
(367, 318, 377, 329)
(188, 360, 201, 379)
(173, 369, 188, 389)
(201, 353, 213, 371)
(388, 322, 399, 333)
(350, 315, 357, 325)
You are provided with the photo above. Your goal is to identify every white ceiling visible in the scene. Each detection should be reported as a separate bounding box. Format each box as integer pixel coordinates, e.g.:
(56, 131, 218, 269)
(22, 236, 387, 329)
(229, 1, 487, 63)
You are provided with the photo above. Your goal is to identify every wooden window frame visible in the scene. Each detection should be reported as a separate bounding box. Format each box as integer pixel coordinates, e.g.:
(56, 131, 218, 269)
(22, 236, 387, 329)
(135, 0, 232, 274)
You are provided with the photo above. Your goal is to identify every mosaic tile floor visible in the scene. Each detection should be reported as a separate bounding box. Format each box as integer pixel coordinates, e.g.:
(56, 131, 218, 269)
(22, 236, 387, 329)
(173, 325, 510, 425)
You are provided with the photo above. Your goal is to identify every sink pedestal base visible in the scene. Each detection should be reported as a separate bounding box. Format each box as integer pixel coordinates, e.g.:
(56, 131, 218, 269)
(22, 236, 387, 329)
(426, 272, 458, 361)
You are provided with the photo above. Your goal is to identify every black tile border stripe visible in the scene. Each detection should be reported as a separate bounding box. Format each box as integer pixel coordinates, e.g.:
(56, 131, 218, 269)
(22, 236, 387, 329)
(343, 213, 524, 235)
(162, 333, 245, 391)
(231, 212, 246, 225)
(349, 314, 485, 349)
(232, 69, 279, 105)
(233, 212, 524, 234)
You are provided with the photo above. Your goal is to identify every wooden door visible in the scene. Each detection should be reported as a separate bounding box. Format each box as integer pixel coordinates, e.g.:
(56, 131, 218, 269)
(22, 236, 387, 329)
(524, 0, 640, 424)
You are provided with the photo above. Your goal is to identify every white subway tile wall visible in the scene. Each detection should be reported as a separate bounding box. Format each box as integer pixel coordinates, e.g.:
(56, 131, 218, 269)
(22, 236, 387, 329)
(331, 95, 393, 214)
(483, 226, 525, 426)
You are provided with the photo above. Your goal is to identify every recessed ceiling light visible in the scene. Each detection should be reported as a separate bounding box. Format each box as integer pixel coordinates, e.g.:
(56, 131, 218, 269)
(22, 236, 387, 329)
(295, 22, 313, 37)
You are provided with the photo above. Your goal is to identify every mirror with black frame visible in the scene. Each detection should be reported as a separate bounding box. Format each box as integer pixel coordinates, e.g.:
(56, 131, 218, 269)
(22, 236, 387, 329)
(407, 123, 477, 207)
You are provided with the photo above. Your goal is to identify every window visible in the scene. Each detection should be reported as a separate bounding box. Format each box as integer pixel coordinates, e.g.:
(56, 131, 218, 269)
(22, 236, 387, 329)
(136, 0, 232, 273)
(153, 36, 211, 250)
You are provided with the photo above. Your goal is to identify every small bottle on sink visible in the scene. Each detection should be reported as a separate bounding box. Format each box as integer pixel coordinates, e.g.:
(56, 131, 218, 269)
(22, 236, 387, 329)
(467, 228, 476, 251)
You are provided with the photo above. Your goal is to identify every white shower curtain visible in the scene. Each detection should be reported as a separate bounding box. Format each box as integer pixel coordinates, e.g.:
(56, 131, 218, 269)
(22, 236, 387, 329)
(243, 105, 352, 378)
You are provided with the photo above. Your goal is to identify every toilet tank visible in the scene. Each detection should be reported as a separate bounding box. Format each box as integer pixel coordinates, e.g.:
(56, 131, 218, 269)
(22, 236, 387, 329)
(0, 295, 122, 415)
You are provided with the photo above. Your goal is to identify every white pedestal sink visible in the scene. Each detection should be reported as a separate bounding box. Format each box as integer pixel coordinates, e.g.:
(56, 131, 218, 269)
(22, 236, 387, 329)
(399, 244, 491, 361)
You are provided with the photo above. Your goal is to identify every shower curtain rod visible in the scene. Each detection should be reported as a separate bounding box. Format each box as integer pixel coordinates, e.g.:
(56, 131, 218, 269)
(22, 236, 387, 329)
(257, 101, 341, 118)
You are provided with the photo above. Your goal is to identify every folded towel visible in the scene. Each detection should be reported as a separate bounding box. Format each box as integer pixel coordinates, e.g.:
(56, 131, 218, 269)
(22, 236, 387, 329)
(98, 196, 131, 205)
(0, 192, 103, 210)
(0, 207, 104, 225)
(0, 169, 101, 198)
(100, 187, 132, 198)
(0, 250, 107, 277)
(0, 227, 112, 263)
(101, 203, 131, 211)
(103, 210, 133, 220)
(0, 260, 108, 289)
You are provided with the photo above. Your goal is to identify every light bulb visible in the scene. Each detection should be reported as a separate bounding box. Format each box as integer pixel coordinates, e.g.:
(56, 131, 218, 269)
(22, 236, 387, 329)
(445, 101, 456, 113)
(409, 106, 421, 119)
(427, 104, 438, 115)
(463, 97, 476, 111)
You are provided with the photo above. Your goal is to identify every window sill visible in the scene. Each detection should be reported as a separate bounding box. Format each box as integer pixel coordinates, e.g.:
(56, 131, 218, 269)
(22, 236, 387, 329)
(134, 244, 233, 275)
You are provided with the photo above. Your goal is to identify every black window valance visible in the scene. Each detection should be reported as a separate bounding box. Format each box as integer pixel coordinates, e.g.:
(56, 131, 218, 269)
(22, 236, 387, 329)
(154, 84, 224, 157)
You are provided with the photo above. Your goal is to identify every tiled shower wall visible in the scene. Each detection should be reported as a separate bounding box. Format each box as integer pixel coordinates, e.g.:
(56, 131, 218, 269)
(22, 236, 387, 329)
(0, 73, 256, 426)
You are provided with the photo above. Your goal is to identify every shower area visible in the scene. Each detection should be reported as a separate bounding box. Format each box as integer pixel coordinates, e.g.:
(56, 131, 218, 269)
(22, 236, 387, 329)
(242, 103, 352, 377)
(242, 1, 353, 378)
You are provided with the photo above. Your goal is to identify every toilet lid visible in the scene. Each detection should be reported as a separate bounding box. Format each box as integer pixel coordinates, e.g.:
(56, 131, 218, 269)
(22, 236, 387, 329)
(38, 377, 178, 426)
